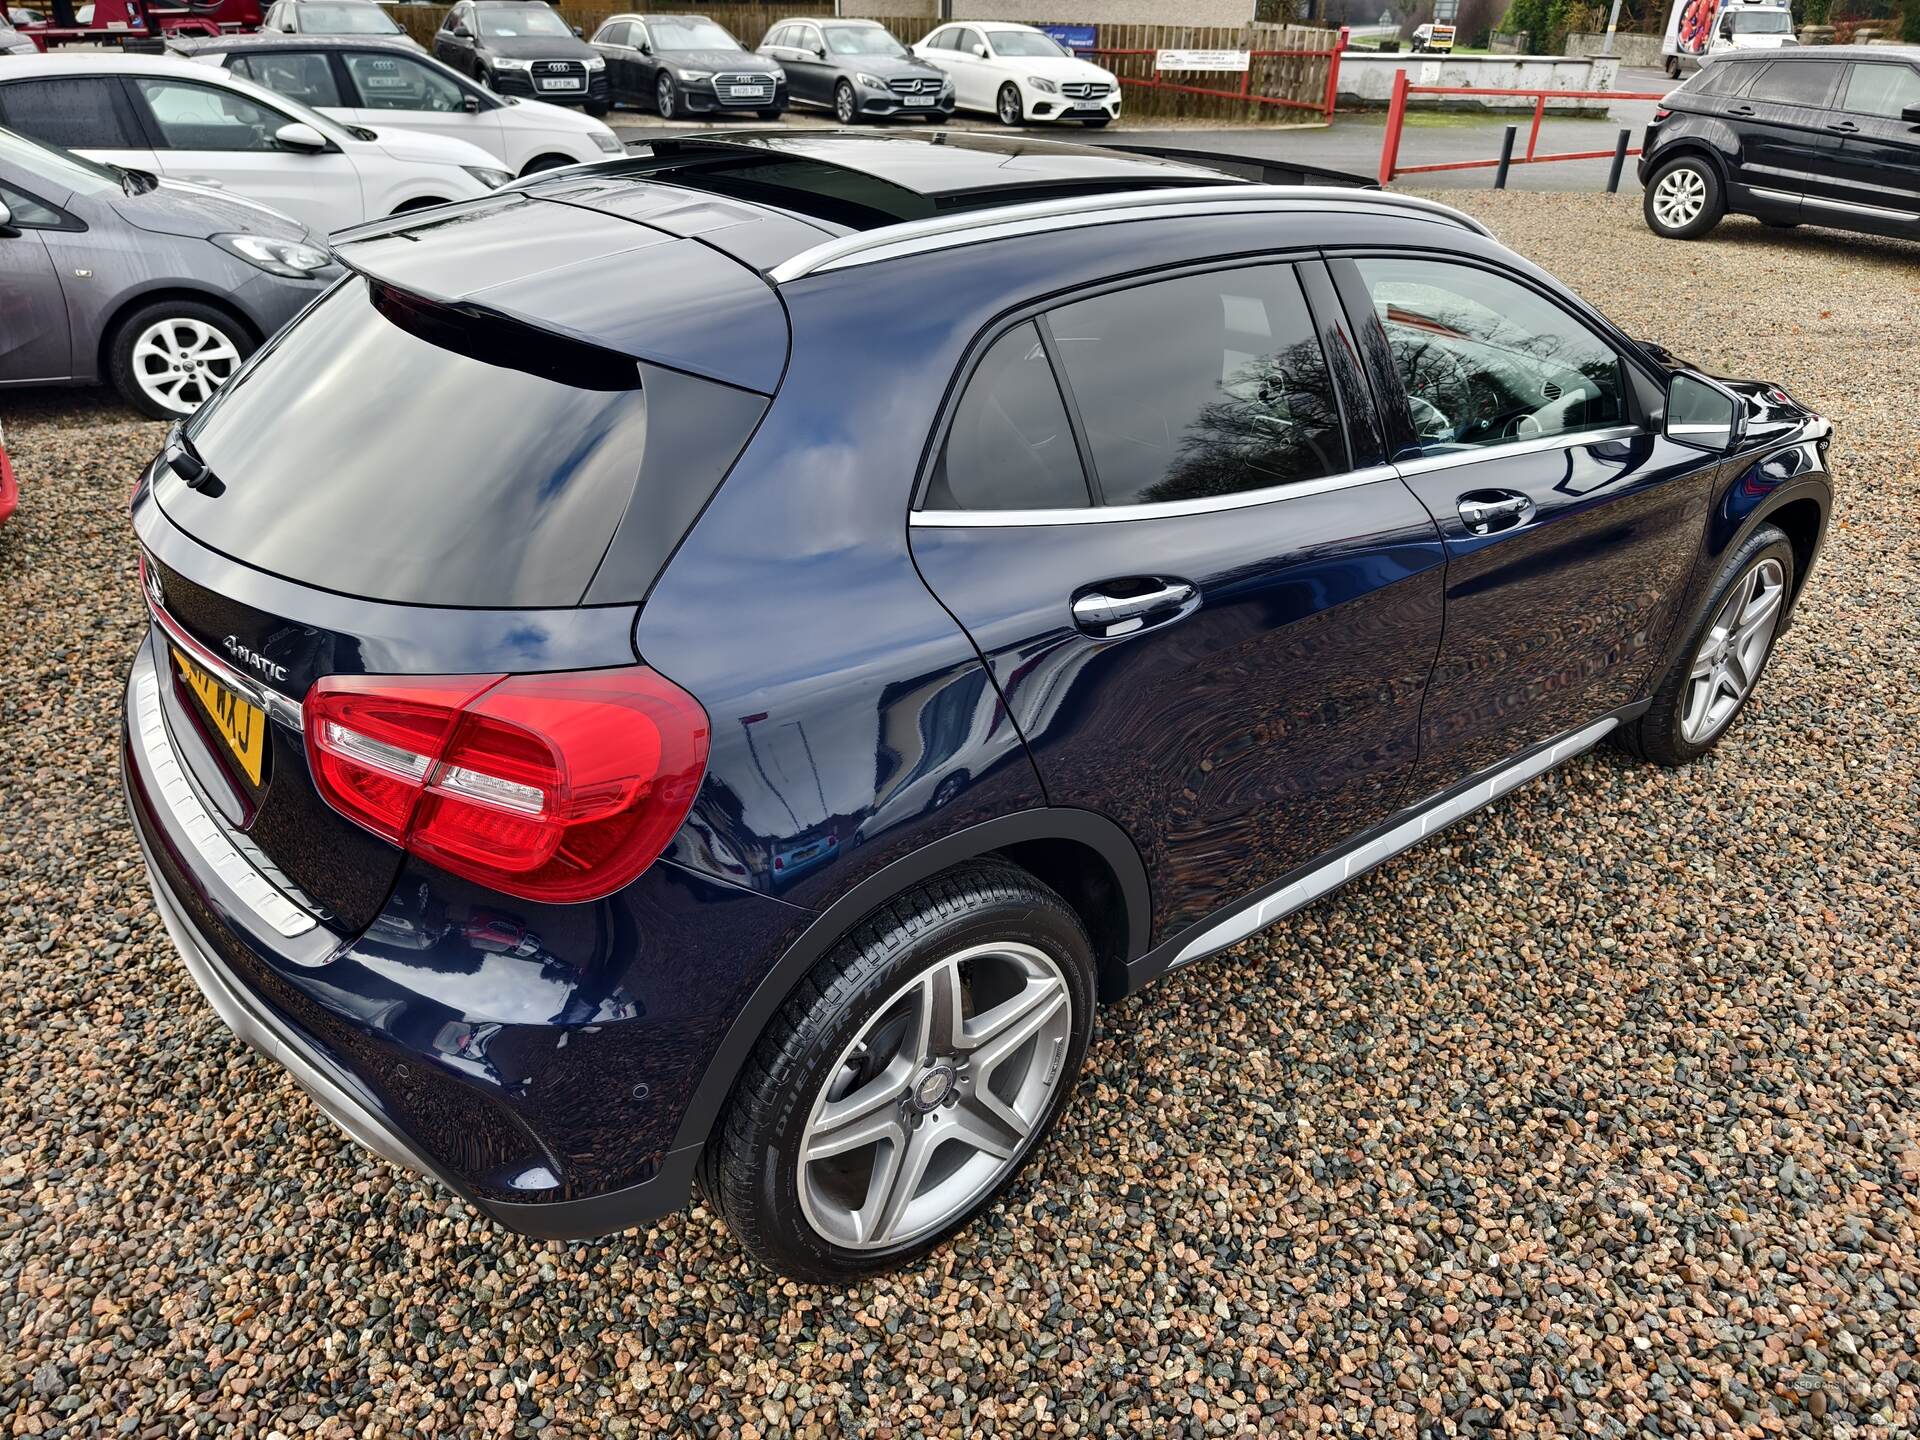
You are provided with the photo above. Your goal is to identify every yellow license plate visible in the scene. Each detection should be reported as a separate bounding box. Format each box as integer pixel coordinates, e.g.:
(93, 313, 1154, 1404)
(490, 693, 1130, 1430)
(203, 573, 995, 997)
(173, 646, 267, 786)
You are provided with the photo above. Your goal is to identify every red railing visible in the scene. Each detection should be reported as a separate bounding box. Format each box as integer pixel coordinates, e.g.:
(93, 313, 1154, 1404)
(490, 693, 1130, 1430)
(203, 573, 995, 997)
(1377, 69, 1668, 184)
(1074, 28, 1348, 124)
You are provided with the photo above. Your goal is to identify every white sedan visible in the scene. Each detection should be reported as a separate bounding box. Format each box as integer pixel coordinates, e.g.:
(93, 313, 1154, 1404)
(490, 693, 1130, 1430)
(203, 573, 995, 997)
(0, 54, 513, 235)
(178, 36, 625, 178)
(911, 21, 1120, 127)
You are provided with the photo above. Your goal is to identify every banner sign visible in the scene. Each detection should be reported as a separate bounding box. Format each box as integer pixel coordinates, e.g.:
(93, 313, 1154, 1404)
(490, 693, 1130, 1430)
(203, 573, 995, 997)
(1041, 23, 1097, 52)
(1156, 48, 1251, 72)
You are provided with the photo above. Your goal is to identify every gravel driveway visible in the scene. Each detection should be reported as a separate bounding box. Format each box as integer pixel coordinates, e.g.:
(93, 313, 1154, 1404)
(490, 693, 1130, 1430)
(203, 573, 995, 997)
(3, 195, 1917, 1437)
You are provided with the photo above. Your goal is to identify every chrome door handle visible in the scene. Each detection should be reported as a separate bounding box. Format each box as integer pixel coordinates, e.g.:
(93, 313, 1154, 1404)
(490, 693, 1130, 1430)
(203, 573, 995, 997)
(1457, 491, 1534, 535)
(1071, 580, 1196, 637)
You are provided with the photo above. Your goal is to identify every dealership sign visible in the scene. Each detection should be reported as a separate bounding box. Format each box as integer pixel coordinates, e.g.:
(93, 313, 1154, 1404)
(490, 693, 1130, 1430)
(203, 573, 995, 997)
(1156, 48, 1251, 72)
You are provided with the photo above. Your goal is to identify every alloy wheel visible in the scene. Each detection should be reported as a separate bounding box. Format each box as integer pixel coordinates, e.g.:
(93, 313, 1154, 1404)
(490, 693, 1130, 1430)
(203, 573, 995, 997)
(1681, 557, 1785, 744)
(657, 74, 675, 119)
(1652, 166, 1707, 232)
(835, 82, 856, 124)
(998, 84, 1021, 125)
(796, 941, 1072, 1251)
(130, 317, 242, 415)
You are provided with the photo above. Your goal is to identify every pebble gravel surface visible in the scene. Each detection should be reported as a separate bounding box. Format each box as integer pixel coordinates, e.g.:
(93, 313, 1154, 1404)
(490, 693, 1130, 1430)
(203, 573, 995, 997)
(2, 196, 1917, 1438)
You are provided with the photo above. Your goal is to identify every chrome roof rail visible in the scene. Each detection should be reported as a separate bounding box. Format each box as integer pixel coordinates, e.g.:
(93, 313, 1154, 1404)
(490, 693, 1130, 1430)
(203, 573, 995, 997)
(767, 185, 1492, 283)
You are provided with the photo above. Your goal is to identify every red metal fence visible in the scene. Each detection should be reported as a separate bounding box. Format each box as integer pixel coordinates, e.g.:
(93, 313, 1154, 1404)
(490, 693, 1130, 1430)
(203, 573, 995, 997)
(1075, 27, 1348, 124)
(1377, 69, 1668, 185)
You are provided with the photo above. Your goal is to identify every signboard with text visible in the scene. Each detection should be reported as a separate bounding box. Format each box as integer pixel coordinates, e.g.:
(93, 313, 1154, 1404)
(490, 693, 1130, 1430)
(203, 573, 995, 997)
(1155, 48, 1251, 72)
(1040, 23, 1096, 52)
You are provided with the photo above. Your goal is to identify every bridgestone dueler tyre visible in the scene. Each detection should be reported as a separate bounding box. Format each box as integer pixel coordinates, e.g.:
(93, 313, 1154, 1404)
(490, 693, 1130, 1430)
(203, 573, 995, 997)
(699, 860, 1097, 1282)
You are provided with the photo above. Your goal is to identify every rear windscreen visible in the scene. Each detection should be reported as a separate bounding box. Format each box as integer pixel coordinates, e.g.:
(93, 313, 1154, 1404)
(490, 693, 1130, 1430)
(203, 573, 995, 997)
(170, 277, 752, 608)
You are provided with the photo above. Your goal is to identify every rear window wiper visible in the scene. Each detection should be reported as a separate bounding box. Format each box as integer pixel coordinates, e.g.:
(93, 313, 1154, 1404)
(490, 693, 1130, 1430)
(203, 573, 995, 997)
(164, 424, 219, 493)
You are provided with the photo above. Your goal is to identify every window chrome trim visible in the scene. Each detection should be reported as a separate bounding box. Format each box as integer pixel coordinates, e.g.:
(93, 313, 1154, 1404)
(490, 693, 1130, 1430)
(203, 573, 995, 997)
(769, 186, 1492, 283)
(1387, 424, 1643, 478)
(911, 463, 1403, 527)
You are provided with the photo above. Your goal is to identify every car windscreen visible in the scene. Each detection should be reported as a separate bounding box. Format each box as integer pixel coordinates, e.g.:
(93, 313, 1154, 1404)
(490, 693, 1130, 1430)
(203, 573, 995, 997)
(1725, 10, 1791, 32)
(825, 26, 907, 56)
(174, 277, 660, 608)
(985, 30, 1065, 57)
(477, 5, 570, 37)
(649, 17, 737, 50)
(300, 2, 401, 31)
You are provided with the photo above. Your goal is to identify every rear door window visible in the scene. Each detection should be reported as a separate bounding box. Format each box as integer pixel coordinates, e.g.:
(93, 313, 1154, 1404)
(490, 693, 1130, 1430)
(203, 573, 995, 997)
(1840, 62, 1920, 119)
(171, 277, 762, 607)
(0, 77, 147, 149)
(1750, 59, 1843, 108)
(134, 77, 293, 151)
(1683, 60, 1757, 97)
(1046, 265, 1349, 505)
(229, 51, 345, 108)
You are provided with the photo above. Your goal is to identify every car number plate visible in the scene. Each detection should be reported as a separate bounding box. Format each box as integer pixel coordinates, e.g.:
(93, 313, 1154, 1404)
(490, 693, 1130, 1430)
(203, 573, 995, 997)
(173, 646, 267, 786)
(538, 77, 584, 91)
(904, 94, 935, 106)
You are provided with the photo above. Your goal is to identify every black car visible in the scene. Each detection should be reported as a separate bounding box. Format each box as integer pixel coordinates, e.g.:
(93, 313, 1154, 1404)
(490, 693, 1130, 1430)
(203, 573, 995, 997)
(587, 12, 784, 120)
(433, 0, 609, 115)
(759, 17, 951, 125)
(1641, 46, 1920, 240)
(124, 132, 1832, 1282)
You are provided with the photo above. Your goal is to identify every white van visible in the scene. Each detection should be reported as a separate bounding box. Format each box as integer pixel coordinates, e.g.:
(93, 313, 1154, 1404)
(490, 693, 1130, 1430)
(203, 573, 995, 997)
(1662, 0, 1797, 77)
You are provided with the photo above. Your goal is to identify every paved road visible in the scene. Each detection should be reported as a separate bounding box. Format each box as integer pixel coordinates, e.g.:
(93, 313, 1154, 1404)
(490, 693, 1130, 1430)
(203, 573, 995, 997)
(606, 65, 1676, 195)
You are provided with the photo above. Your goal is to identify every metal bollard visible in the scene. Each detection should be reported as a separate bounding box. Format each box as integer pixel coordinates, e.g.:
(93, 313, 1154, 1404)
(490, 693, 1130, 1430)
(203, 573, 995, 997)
(1606, 128, 1631, 194)
(1493, 125, 1518, 189)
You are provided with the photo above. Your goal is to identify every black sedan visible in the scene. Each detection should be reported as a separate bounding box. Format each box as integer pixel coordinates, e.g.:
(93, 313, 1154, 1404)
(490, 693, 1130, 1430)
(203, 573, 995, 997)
(433, 0, 609, 115)
(588, 12, 785, 120)
(759, 17, 951, 124)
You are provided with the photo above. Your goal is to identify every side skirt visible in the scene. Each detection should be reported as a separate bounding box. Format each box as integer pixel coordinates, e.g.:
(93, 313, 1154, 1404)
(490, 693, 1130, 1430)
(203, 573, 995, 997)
(1123, 704, 1647, 992)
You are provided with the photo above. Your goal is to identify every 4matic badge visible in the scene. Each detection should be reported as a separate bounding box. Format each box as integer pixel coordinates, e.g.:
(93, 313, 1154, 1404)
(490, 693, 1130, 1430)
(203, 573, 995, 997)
(223, 635, 288, 683)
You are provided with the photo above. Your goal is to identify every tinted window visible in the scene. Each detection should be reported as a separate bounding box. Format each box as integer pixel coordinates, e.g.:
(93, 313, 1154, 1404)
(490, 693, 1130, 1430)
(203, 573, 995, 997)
(593, 19, 628, 44)
(136, 78, 291, 151)
(1751, 60, 1842, 107)
(926, 322, 1088, 511)
(1048, 266, 1347, 506)
(1684, 59, 1756, 97)
(344, 51, 465, 110)
(177, 278, 665, 607)
(1355, 258, 1627, 453)
(923, 28, 952, 49)
(953, 27, 982, 52)
(0, 78, 146, 149)
(0, 181, 63, 227)
(230, 51, 345, 108)
(1841, 63, 1920, 119)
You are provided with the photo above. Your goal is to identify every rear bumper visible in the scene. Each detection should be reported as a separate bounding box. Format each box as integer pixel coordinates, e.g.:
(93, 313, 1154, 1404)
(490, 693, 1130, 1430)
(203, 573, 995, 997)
(119, 632, 781, 1240)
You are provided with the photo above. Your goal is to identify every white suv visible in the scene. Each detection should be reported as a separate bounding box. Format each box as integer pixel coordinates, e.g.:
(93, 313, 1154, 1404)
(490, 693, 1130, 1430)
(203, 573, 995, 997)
(911, 21, 1120, 127)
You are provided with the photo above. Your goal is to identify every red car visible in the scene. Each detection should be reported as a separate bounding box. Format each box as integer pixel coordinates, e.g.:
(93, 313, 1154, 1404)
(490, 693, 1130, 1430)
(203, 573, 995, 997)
(0, 422, 15, 528)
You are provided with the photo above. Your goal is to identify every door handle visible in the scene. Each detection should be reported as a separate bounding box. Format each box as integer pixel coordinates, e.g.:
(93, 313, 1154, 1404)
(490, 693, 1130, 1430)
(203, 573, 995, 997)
(1457, 490, 1534, 535)
(1727, 104, 1755, 116)
(1826, 119, 1859, 133)
(1071, 579, 1196, 637)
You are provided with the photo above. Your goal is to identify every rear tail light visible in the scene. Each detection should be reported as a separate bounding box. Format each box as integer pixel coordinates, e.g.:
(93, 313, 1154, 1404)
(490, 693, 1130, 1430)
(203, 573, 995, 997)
(1653, 108, 1671, 122)
(305, 667, 709, 904)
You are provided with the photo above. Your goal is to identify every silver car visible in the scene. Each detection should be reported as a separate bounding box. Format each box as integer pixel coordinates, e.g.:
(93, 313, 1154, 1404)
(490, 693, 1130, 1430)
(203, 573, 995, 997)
(0, 123, 339, 418)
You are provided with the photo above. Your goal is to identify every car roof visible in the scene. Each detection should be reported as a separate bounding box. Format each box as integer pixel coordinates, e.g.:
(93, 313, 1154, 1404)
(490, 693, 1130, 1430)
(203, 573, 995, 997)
(171, 32, 420, 53)
(1721, 44, 1918, 59)
(0, 51, 274, 79)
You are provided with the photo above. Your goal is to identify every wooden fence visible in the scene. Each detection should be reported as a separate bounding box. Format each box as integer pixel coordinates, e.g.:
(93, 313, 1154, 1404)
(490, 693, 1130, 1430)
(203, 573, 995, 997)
(388, 5, 1343, 123)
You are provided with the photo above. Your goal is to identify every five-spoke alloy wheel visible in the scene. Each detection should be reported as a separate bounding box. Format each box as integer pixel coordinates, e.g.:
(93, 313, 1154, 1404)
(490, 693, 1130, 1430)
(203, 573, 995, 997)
(702, 861, 1096, 1283)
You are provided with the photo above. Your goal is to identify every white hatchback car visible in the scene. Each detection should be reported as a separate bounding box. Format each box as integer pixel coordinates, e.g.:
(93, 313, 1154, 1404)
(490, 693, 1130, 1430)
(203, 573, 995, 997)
(911, 20, 1120, 127)
(177, 36, 625, 178)
(0, 54, 512, 235)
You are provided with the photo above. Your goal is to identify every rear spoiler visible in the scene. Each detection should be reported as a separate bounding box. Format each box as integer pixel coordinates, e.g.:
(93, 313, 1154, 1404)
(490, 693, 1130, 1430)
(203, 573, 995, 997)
(1101, 144, 1378, 190)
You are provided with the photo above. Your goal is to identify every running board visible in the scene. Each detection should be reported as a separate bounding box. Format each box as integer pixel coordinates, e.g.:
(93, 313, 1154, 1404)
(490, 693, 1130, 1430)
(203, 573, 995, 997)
(1168, 716, 1620, 970)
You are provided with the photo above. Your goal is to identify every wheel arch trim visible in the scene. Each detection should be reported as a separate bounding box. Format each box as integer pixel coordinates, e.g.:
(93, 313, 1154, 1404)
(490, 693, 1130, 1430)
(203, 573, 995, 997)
(667, 806, 1151, 1157)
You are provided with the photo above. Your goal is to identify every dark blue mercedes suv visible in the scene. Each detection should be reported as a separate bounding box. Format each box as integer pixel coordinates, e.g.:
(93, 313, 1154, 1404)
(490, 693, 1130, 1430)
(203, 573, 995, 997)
(123, 131, 1833, 1282)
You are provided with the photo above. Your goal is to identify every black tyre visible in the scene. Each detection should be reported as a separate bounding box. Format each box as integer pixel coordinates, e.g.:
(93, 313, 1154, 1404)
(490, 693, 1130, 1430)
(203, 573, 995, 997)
(996, 82, 1023, 126)
(1081, 115, 1111, 127)
(655, 73, 676, 119)
(106, 298, 253, 421)
(585, 99, 610, 118)
(925, 110, 949, 124)
(1762, 219, 1801, 229)
(1617, 523, 1793, 767)
(834, 80, 859, 125)
(518, 152, 576, 177)
(1665, 56, 1681, 78)
(758, 107, 784, 120)
(700, 861, 1097, 1283)
(1643, 154, 1725, 240)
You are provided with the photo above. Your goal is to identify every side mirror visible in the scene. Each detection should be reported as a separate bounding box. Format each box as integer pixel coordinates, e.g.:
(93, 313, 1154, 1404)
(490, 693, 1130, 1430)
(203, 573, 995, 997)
(462, 92, 481, 112)
(1665, 372, 1743, 452)
(571, 24, 581, 37)
(637, 39, 650, 54)
(451, 23, 469, 38)
(274, 120, 328, 152)
(970, 42, 987, 57)
(812, 44, 825, 58)
(0, 198, 15, 236)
